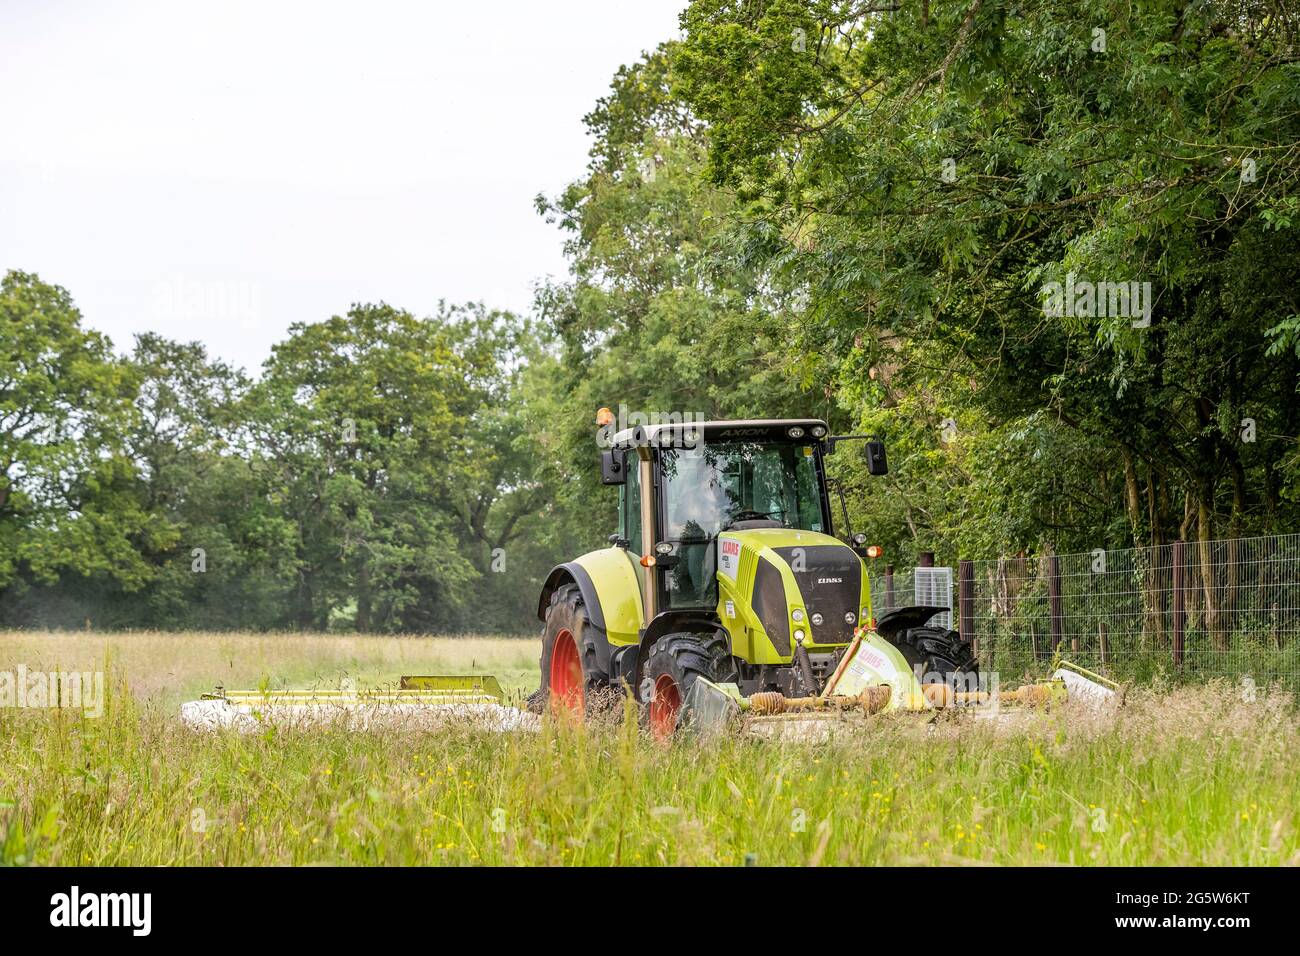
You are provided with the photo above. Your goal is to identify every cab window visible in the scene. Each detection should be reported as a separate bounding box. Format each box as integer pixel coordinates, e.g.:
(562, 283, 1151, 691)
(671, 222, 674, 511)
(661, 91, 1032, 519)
(620, 453, 643, 555)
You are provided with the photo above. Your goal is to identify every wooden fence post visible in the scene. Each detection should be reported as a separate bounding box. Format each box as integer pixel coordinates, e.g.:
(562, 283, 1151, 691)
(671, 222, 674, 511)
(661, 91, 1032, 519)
(1048, 553, 1064, 654)
(958, 559, 975, 660)
(1172, 539, 1185, 670)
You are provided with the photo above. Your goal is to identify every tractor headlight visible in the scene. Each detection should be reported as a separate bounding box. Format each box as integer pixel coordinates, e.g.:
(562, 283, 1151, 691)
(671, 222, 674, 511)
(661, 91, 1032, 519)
(793, 628, 806, 645)
(654, 541, 674, 556)
(791, 608, 805, 623)
(787, 426, 805, 439)
(810, 425, 827, 438)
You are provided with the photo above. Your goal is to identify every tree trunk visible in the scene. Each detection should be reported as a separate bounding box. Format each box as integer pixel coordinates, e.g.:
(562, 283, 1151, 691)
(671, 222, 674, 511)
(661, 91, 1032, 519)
(1197, 496, 1226, 653)
(296, 571, 315, 631)
(1146, 467, 1163, 548)
(1121, 449, 1143, 547)
(1179, 489, 1196, 542)
(1222, 456, 1247, 621)
(1143, 465, 1165, 645)
(356, 565, 372, 632)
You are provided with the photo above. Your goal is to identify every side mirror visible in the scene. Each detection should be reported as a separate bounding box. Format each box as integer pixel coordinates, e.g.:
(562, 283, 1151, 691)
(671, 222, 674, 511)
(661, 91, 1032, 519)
(864, 440, 888, 476)
(600, 448, 627, 485)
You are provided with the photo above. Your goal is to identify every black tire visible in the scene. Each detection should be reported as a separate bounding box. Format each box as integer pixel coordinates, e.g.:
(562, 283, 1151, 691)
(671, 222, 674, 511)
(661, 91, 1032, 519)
(639, 630, 737, 738)
(528, 583, 612, 715)
(891, 625, 978, 685)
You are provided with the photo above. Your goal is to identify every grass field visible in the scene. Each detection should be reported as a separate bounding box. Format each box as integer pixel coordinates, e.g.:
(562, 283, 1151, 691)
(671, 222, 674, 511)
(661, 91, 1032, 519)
(2, 630, 1298, 866)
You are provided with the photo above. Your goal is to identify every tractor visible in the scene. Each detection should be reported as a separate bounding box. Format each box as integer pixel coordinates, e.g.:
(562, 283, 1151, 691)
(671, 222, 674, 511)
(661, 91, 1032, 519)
(530, 415, 976, 735)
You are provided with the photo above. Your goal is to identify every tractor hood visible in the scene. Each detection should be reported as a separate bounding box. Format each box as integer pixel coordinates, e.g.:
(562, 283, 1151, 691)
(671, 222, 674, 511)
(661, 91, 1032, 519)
(716, 529, 869, 660)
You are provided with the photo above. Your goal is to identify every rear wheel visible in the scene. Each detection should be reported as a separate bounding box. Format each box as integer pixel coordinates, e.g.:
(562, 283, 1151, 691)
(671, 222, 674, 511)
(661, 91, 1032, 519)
(548, 627, 584, 711)
(530, 584, 611, 717)
(640, 631, 736, 740)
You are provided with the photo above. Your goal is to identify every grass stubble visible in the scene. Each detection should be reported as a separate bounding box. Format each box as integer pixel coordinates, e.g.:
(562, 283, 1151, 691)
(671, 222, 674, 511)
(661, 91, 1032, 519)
(1, 630, 1296, 866)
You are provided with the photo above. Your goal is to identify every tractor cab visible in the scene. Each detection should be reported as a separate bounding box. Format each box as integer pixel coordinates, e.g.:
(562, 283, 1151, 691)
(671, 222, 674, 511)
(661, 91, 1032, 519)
(604, 420, 839, 615)
(594, 418, 893, 674)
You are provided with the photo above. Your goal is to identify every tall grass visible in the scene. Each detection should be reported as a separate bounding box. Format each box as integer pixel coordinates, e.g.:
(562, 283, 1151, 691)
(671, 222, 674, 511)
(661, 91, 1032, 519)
(1, 631, 1297, 866)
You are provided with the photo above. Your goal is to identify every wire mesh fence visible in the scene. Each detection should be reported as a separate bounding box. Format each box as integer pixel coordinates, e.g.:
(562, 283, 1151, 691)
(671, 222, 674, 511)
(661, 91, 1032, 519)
(869, 565, 953, 629)
(871, 534, 1300, 689)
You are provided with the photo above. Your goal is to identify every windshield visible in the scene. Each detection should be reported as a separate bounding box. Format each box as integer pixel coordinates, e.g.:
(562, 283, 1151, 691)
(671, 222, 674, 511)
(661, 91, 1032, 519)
(660, 441, 826, 540)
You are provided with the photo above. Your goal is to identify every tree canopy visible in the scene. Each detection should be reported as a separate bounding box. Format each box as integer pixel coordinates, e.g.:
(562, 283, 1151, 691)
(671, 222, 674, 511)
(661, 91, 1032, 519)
(670, 0, 1300, 558)
(2, 1, 1298, 631)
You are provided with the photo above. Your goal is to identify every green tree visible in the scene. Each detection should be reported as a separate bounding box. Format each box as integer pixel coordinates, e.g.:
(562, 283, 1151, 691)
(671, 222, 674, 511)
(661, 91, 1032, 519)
(0, 271, 155, 614)
(248, 302, 557, 632)
(120, 334, 295, 629)
(536, 46, 843, 553)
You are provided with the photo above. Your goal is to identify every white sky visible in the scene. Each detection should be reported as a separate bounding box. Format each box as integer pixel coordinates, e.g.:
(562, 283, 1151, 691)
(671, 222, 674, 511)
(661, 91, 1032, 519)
(0, 0, 684, 372)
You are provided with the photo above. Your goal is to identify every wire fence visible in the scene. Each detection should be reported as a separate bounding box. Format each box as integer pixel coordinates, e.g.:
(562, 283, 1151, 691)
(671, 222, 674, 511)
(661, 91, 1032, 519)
(870, 564, 953, 629)
(872, 534, 1300, 689)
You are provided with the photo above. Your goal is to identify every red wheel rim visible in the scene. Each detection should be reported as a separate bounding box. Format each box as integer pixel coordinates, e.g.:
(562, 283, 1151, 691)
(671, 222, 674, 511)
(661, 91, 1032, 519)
(548, 628, 584, 715)
(649, 674, 681, 739)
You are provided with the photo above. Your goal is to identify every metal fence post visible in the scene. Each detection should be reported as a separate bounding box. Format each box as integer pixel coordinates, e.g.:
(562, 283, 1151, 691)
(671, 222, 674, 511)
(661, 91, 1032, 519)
(1172, 539, 1185, 670)
(884, 564, 895, 611)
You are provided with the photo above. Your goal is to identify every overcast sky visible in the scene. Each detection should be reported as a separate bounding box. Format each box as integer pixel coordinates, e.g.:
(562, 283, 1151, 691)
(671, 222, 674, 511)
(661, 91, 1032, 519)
(1, 0, 684, 372)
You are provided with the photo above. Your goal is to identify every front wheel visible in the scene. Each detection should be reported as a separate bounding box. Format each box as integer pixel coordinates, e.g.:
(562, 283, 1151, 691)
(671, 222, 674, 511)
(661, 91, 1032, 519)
(640, 631, 736, 740)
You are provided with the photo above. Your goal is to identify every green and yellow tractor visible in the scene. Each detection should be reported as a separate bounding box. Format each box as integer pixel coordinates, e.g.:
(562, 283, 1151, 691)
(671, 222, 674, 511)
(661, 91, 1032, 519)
(530, 415, 977, 735)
